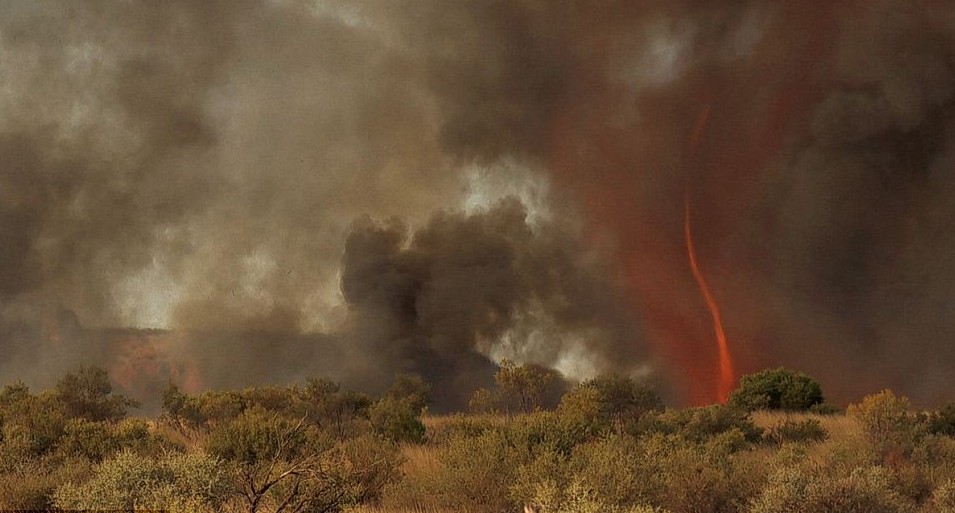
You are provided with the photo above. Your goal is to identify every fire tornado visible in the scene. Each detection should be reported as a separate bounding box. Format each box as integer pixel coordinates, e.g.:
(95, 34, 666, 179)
(684, 197, 736, 403)
(686, 104, 736, 403)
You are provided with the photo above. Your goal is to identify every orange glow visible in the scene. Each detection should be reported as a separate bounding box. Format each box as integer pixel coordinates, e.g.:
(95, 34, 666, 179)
(684, 197, 736, 402)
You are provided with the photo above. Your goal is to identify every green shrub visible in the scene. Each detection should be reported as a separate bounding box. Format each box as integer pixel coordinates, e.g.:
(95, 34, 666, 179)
(0, 390, 67, 460)
(469, 387, 501, 414)
(205, 407, 320, 463)
(730, 368, 823, 412)
(369, 396, 426, 444)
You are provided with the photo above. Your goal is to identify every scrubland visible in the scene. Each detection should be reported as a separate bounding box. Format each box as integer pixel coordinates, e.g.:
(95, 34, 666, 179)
(1, 365, 954, 513)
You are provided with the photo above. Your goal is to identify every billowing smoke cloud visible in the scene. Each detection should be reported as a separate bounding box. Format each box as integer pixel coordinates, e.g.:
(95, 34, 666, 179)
(339, 199, 641, 409)
(2, 0, 954, 408)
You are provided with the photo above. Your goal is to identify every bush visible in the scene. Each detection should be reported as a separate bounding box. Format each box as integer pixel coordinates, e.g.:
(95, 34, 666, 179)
(767, 419, 828, 445)
(58, 419, 115, 461)
(929, 403, 955, 437)
(730, 368, 823, 412)
(0, 456, 92, 510)
(748, 465, 916, 513)
(53, 450, 229, 512)
(326, 434, 403, 505)
(848, 390, 923, 458)
(638, 405, 763, 444)
(558, 374, 662, 434)
(396, 429, 530, 513)
(369, 396, 426, 444)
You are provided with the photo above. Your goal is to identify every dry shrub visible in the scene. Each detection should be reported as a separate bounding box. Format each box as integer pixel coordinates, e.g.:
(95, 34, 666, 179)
(749, 465, 916, 513)
(767, 418, 828, 445)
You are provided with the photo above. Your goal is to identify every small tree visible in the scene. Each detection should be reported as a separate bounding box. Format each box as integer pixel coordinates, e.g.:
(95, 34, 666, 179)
(729, 368, 823, 412)
(303, 378, 372, 439)
(385, 373, 431, 414)
(496, 359, 556, 413)
(55, 366, 138, 422)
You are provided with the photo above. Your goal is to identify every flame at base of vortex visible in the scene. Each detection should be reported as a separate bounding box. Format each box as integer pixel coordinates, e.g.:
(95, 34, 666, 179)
(684, 197, 737, 403)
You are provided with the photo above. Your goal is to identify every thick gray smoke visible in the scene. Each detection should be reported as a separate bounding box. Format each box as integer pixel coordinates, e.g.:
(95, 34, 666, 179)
(1, 0, 954, 407)
(340, 199, 641, 409)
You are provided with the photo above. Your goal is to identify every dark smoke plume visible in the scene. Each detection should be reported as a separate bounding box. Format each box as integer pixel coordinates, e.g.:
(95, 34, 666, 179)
(340, 199, 642, 409)
(2, 0, 955, 408)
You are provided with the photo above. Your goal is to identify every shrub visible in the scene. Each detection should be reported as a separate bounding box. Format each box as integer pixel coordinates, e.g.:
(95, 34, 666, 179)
(730, 368, 823, 412)
(58, 419, 115, 461)
(530, 477, 673, 513)
(748, 465, 916, 513)
(0, 456, 92, 510)
(848, 390, 923, 457)
(767, 419, 828, 445)
(559, 374, 662, 434)
(327, 434, 403, 505)
(639, 405, 763, 444)
(369, 396, 426, 444)
(929, 403, 955, 437)
(402, 429, 530, 513)
(53, 450, 229, 512)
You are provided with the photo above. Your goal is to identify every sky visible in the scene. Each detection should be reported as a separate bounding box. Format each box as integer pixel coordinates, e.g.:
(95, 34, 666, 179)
(1, 0, 954, 409)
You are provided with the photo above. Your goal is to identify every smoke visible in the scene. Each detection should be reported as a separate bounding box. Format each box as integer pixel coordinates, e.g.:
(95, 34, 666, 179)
(1, 0, 954, 407)
(340, 199, 641, 409)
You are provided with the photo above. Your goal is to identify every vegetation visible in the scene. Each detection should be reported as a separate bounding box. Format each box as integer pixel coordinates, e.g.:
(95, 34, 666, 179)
(729, 367, 824, 412)
(2, 366, 955, 513)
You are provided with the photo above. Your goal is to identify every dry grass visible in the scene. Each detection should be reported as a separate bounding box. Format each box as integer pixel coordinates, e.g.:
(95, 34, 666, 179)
(400, 443, 442, 477)
(422, 412, 510, 431)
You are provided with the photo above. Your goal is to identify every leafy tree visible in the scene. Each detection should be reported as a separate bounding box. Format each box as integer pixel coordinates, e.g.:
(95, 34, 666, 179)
(729, 368, 823, 412)
(55, 366, 138, 422)
(496, 359, 557, 413)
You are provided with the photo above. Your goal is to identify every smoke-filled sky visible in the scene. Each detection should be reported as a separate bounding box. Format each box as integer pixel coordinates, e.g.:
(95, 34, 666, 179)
(2, 0, 954, 409)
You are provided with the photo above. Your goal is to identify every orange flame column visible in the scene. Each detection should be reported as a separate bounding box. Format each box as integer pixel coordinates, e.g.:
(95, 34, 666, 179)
(684, 197, 736, 402)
